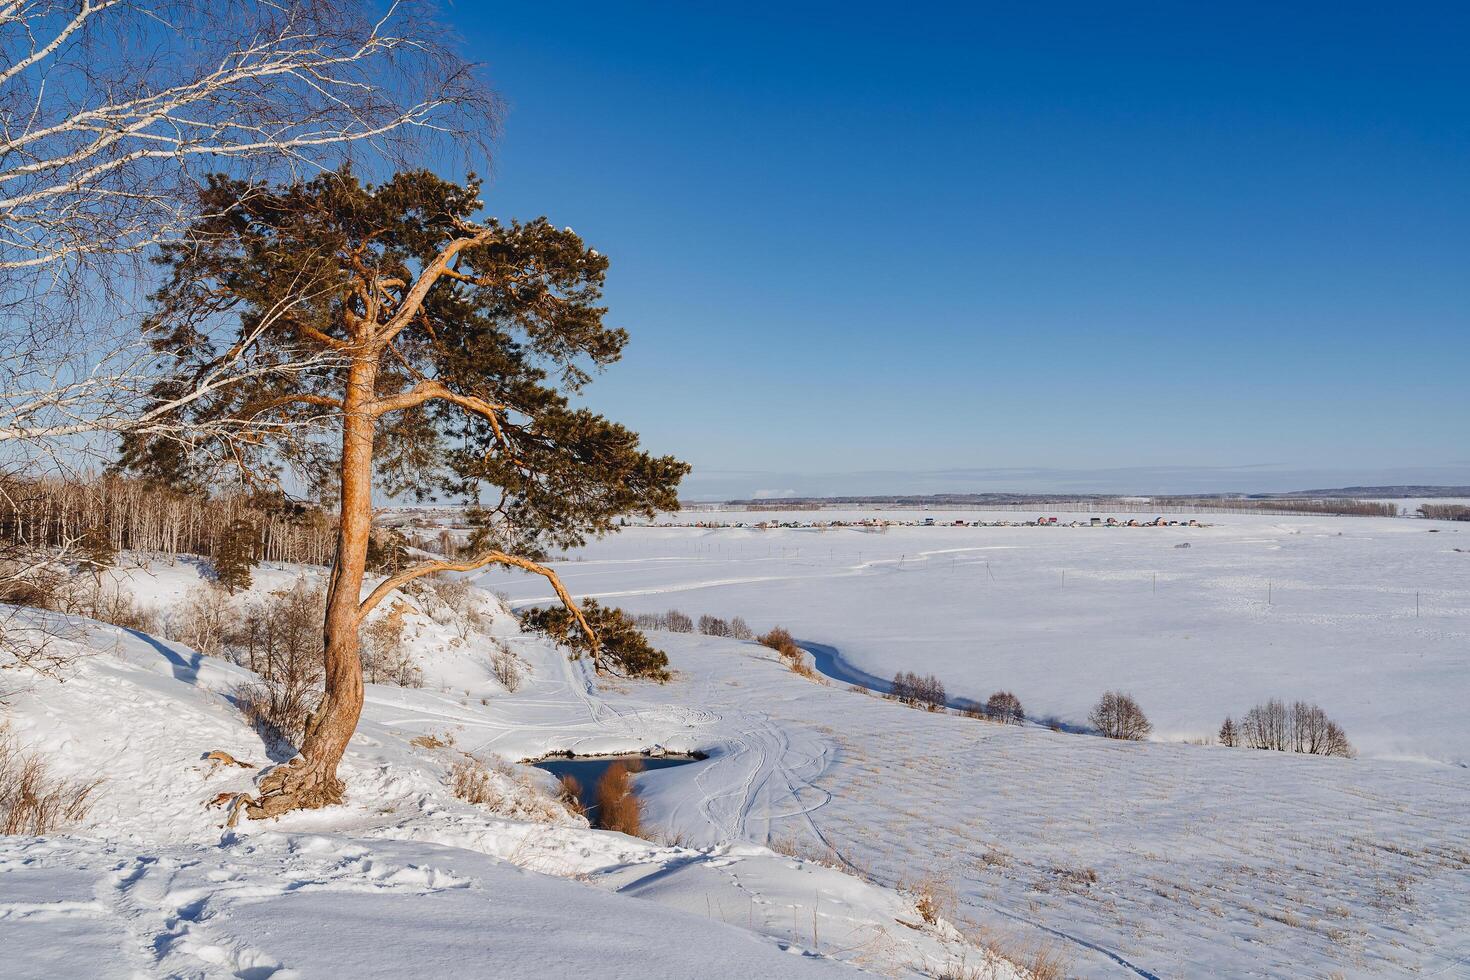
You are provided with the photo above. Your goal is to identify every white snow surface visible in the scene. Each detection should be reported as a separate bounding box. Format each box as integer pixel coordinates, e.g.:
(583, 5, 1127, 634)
(479, 510, 1470, 764)
(1, 561, 1006, 980)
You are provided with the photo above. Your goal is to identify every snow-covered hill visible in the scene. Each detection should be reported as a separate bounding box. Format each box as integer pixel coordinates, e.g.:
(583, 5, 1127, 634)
(0, 562, 1013, 979)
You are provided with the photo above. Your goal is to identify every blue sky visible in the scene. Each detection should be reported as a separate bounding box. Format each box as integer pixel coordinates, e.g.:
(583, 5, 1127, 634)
(454, 3, 1468, 498)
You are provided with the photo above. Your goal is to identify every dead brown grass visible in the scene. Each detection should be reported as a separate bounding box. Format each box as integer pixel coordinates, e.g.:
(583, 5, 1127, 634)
(1, 724, 100, 834)
(961, 921, 1071, 980)
(558, 774, 586, 818)
(904, 872, 957, 926)
(449, 756, 497, 806)
(595, 759, 644, 837)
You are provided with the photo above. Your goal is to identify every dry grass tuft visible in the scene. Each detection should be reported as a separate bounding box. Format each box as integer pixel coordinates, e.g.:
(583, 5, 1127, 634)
(411, 731, 454, 749)
(1, 724, 100, 834)
(960, 922, 1071, 980)
(557, 774, 586, 818)
(449, 756, 498, 806)
(594, 759, 644, 837)
(904, 872, 957, 927)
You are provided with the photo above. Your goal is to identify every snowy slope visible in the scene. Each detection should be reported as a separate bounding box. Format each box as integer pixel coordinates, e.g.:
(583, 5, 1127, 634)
(1, 570, 1012, 979)
(572, 631, 1470, 978)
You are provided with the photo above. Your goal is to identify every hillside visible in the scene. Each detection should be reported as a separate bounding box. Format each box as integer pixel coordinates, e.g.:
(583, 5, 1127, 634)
(0, 560, 1011, 979)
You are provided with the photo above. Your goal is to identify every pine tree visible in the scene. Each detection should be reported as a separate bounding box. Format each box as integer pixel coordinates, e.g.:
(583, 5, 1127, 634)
(213, 519, 257, 595)
(1218, 715, 1238, 747)
(78, 525, 116, 584)
(120, 169, 687, 817)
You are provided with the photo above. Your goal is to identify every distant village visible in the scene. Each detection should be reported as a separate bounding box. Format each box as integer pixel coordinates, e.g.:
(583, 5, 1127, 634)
(656, 515, 1209, 530)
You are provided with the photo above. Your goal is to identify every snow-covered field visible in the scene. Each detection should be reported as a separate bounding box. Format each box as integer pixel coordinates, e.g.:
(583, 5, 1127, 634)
(479, 509, 1470, 765)
(7, 508, 1469, 977)
(607, 632, 1470, 977)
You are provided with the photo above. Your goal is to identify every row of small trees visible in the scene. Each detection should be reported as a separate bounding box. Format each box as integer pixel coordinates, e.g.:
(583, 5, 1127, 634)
(628, 608, 755, 641)
(890, 671, 947, 711)
(697, 614, 754, 640)
(631, 609, 696, 633)
(1218, 700, 1354, 757)
(1419, 503, 1470, 521)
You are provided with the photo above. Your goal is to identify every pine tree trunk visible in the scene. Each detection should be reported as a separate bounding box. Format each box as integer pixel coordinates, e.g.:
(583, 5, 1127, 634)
(247, 358, 376, 819)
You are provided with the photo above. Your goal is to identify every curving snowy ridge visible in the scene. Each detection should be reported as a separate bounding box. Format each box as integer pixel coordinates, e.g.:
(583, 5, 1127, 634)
(0, 564, 1015, 980)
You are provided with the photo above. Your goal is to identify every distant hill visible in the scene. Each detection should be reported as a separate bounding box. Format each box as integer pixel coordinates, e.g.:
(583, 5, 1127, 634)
(1267, 486, 1470, 498)
(708, 487, 1470, 509)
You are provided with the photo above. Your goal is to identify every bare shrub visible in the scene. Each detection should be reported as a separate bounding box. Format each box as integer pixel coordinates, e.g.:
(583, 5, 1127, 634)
(758, 626, 797, 654)
(891, 671, 947, 710)
(361, 614, 420, 687)
(236, 677, 314, 751)
(1240, 698, 1289, 751)
(697, 614, 730, 637)
(595, 760, 644, 837)
(729, 616, 753, 640)
(433, 578, 468, 607)
(168, 584, 236, 657)
(905, 872, 956, 927)
(490, 642, 523, 693)
(0, 605, 83, 681)
(985, 691, 1024, 725)
(52, 576, 158, 633)
(450, 757, 499, 807)
(558, 775, 586, 818)
(757, 626, 822, 678)
(1239, 699, 1353, 757)
(229, 581, 324, 748)
(0, 724, 100, 834)
(631, 609, 695, 633)
(1089, 691, 1152, 740)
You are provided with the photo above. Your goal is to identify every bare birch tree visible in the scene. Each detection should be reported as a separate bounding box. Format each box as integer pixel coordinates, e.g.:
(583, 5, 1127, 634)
(0, 0, 495, 462)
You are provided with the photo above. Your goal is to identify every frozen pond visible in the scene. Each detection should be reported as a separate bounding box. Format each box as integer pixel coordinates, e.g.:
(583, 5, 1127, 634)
(530, 754, 702, 825)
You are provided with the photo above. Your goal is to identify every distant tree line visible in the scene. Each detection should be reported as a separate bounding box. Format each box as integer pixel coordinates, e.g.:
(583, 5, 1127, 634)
(1419, 504, 1470, 521)
(1, 474, 335, 568)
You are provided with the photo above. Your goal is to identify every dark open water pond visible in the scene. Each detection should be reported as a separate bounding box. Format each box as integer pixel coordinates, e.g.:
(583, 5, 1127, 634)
(531, 754, 702, 824)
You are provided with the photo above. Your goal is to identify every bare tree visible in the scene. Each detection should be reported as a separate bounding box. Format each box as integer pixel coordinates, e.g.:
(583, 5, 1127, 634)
(0, 0, 495, 462)
(1089, 691, 1152, 741)
(1241, 698, 1289, 751)
(1238, 698, 1353, 758)
(985, 691, 1025, 725)
(0, 0, 490, 274)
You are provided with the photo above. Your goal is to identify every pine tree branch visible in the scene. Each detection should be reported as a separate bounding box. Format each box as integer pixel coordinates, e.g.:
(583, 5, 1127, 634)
(356, 551, 602, 670)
